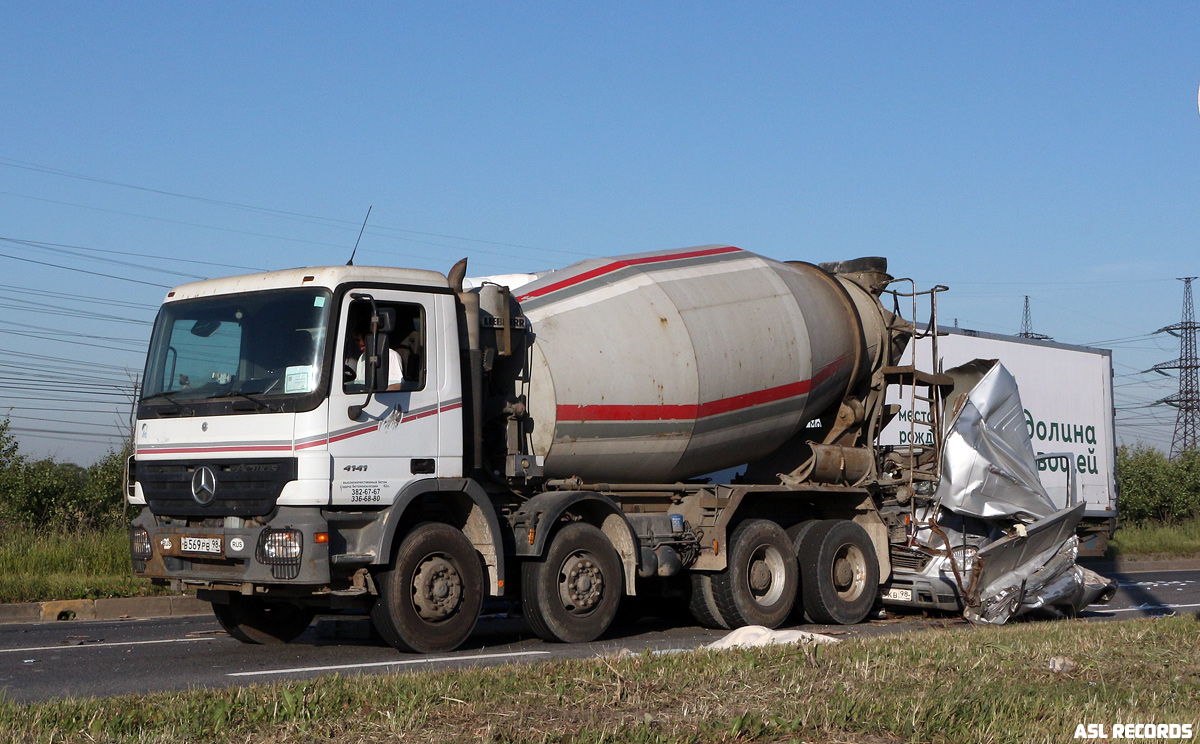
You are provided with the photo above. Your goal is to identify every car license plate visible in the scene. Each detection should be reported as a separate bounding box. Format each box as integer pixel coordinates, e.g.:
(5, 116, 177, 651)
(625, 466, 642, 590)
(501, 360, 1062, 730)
(181, 536, 222, 555)
(883, 587, 912, 602)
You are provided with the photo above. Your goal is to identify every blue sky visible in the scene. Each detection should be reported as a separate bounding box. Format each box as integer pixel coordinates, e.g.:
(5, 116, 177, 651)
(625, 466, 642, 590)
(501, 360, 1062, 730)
(1, 3, 1197, 462)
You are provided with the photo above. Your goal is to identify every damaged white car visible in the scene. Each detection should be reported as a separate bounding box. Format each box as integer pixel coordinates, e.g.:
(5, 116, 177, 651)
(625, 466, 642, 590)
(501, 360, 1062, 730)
(880, 359, 1117, 624)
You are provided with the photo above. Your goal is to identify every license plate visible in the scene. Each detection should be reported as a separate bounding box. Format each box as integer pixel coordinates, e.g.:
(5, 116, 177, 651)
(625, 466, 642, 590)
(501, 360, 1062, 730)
(883, 587, 912, 602)
(181, 536, 222, 555)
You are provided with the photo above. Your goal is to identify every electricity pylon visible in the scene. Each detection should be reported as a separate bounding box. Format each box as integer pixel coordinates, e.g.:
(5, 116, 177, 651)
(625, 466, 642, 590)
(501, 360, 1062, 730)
(1018, 296, 1051, 341)
(1152, 277, 1200, 458)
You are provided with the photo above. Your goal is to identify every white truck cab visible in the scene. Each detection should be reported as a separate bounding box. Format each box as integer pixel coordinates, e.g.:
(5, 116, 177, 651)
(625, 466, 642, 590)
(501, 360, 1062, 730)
(129, 266, 490, 648)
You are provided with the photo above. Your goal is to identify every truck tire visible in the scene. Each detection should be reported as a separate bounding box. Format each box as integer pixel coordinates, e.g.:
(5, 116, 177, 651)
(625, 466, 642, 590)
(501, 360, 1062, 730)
(797, 519, 879, 625)
(371, 522, 484, 653)
(521, 523, 622, 643)
(212, 596, 315, 644)
(712, 519, 799, 628)
(687, 573, 729, 629)
(787, 519, 824, 623)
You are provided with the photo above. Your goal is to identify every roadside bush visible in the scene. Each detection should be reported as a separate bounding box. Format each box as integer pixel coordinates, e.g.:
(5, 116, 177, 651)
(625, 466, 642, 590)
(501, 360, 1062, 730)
(0, 418, 127, 530)
(1116, 443, 1200, 524)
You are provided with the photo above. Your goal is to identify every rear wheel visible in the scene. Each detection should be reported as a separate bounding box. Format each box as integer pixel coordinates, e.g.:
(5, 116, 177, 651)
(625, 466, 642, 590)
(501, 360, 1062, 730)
(787, 519, 824, 623)
(212, 596, 315, 644)
(371, 522, 484, 653)
(798, 520, 879, 625)
(687, 572, 729, 629)
(522, 523, 623, 643)
(712, 519, 799, 628)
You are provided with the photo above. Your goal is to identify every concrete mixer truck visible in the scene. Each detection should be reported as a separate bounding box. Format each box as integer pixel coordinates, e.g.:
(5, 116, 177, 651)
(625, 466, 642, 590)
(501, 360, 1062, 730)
(127, 245, 1108, 652)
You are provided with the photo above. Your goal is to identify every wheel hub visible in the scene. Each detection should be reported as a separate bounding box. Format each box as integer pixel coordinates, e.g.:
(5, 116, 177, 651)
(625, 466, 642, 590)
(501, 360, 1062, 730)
(749, 561, 773, 593)
(831, 543, 867, 600)
(833, 557, 854, 589)
(747, 544, 787, 604)
(559, 553, 604, 613)
(412, 556, 463, 622)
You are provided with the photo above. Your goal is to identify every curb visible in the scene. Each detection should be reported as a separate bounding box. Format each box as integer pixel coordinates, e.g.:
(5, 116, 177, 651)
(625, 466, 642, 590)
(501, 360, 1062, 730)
(0, 595, 210, 625)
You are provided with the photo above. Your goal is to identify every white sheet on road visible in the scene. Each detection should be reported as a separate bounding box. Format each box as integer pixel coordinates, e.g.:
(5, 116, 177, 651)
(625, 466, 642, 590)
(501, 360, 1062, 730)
(706, 625, 840, 650)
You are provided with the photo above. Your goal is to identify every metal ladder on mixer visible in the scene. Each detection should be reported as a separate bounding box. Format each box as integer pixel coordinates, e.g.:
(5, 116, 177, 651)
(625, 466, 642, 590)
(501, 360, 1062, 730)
(880, 281, 952, 493)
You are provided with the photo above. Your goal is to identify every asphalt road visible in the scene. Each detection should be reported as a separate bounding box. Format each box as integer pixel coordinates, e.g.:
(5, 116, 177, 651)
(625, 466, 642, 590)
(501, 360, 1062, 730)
(1, 568, 1196, 704)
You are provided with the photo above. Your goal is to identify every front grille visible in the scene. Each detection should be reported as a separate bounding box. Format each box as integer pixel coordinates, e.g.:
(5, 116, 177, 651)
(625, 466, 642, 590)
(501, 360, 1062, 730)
(140, 458, 297, 518)
(890, 547, 932, 572)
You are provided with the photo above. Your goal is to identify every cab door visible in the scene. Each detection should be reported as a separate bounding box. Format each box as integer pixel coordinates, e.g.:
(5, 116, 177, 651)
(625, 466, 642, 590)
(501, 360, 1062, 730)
(328, 289, 442, 507)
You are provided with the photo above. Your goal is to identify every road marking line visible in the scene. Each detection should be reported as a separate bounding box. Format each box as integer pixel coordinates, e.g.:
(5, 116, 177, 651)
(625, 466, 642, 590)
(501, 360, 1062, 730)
(1092, 602, 1200, 614)
(1117, 580, 1197, 588)
(0, 637, 216, 654)
(229, 650, 552, 677)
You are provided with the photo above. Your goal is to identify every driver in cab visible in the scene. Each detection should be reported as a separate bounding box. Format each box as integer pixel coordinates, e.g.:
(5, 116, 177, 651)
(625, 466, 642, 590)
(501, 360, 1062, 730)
(353, 331, 404, 391)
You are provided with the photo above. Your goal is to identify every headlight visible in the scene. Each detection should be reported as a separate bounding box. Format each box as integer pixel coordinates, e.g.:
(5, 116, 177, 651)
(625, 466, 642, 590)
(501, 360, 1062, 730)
(130, 527, 152, 559)
(953, 546, 979, 576)
(130, 527, 152, 573)
(255, 528, 303, 579)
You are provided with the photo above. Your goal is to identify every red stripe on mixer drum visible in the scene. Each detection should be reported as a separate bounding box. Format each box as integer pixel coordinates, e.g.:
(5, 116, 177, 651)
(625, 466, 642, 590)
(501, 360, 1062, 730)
(516, 246, 743, 303)
(555, 355, 850, 423)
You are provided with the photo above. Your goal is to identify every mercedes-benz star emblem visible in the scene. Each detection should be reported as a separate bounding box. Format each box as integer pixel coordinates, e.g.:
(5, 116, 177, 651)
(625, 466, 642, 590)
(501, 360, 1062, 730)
(191, 465, 218, 505)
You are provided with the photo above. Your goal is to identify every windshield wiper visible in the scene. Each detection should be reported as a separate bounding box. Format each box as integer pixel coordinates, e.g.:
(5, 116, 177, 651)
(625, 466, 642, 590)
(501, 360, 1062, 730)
(212, 390, 276, 412)
(140, 391, 193, 416)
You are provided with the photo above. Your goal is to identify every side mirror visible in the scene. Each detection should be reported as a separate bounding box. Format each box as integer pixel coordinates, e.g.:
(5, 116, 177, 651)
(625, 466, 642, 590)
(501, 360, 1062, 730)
(364, 332, 391, 392)
(372, 307, 396, 334)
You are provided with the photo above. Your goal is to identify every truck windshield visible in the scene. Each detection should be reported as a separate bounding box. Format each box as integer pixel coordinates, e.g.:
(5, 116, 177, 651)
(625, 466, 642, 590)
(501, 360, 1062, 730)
(142, 288, 332, 404)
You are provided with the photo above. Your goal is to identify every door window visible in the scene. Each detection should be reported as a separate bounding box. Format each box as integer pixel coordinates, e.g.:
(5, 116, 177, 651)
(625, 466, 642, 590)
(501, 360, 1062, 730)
(342, 299, 426, 393)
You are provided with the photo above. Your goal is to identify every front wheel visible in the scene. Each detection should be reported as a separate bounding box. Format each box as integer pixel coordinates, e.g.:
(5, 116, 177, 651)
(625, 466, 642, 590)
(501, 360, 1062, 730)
(521, 523, 623, 643)
(371, 522, 484, 653)
(212, 596, 315, 644)
(797, 519, 879, 625)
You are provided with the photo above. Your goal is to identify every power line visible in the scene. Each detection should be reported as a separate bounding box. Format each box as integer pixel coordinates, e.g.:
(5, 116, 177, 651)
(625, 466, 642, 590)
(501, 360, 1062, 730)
(0, 299, 152, 326)
(0, 346, 141, 369)
(2, 413, 125, 430)
(0, 249, 171, 288)
(0, 284, 157, 311)
(2, 404, 130, 415)
(0, 318, 146, 344)
(1, 237, 207, 280)
(0, 156, 600, 259)
(7, 426, 127, 443)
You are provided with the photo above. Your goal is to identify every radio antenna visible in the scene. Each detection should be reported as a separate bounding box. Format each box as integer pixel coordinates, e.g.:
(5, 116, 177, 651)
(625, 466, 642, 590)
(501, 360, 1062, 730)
(346, 205, 373, 266)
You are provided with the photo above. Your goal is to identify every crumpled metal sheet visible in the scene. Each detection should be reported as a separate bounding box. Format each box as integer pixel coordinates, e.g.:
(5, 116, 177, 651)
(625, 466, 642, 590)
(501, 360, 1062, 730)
(933, 359, 1058, 523)
(926, 359, 1115, 624)
(964, 534, 1118, 624)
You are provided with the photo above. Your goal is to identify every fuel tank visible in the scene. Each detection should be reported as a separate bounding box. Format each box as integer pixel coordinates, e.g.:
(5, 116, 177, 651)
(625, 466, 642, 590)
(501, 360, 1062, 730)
(508, 245, 890, 483)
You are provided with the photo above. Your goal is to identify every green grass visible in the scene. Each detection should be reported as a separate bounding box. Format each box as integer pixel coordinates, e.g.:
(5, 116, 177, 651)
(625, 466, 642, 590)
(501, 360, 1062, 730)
(1108, 517, 1200, 560)
(0, 524, 168, 603)
(0, 616, 1196, 743)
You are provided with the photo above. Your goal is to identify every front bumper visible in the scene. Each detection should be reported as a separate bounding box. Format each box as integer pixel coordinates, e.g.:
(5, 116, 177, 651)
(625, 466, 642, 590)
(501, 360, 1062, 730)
(131, 506, 331, 589)
(883, 555, 965, 613)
